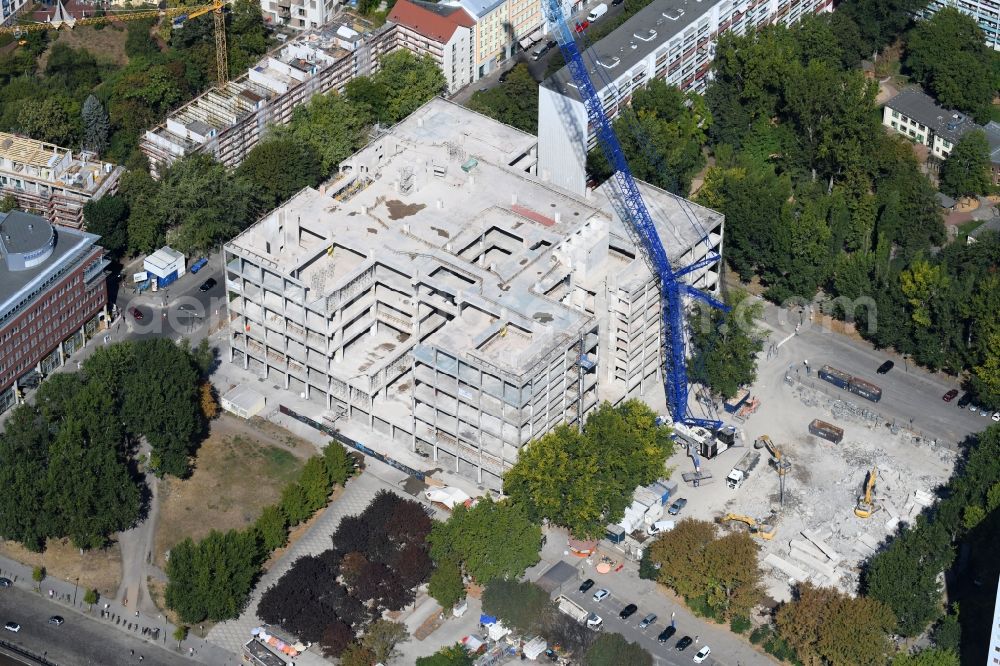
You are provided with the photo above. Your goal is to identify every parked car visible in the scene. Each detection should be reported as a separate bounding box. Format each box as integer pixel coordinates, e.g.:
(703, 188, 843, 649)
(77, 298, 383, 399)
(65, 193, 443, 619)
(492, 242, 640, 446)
(611, 0, 624, 5)
(676, 636, 693, 651)
(693, 645, 712, 663)
(498, 68, 513, 83)
(531, 40, 556, 60)
(48, 616, 64, 626)
(980, 407, 990, 417)
(657, 626, 677, 643)
(969, 403, 980, 412)
(668, 498, 688, 515)
(131, 308, 144, 321)
(587, 2, 608, 21)
(957, 392, 973, 408)
(586, 612, 603, 630)
(4, 622, 19, 633)
(0, 578, 11, 588)
(638, 613, 657, 629)
(993, 412, 1000, 422)
(574, 20, 589, 32)
(189, 257, 209, 273)
(579, 578, 595, 593)
(593, 588, 610, 602)
(199, 277, 217, 292)
(942, 389, 959, 402)
(876, 360, 894, 374)
(619, 603, 638, 619)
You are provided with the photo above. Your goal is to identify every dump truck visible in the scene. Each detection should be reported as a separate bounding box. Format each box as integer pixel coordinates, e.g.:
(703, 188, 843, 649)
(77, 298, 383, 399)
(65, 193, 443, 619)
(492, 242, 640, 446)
(726, 450, 761, 489)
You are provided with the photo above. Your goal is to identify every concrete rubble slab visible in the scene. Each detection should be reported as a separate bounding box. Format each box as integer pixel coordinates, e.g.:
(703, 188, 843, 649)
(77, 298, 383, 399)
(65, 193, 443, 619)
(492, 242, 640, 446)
(800, 529, 841, 563)
(763, 553, 809, 582)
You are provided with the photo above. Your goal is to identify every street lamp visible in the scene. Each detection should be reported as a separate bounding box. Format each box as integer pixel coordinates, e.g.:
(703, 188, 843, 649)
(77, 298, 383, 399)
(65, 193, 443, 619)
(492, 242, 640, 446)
(73, 577, 79, 606)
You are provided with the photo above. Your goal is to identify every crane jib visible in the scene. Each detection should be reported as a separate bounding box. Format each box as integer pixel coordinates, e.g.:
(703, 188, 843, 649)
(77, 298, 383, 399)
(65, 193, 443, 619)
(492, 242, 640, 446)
(544, 0, 725, 427)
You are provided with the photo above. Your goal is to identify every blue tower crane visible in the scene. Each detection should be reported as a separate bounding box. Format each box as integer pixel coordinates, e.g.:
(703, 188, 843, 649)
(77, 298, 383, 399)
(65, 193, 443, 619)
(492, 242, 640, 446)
(542, 0, 725, 428)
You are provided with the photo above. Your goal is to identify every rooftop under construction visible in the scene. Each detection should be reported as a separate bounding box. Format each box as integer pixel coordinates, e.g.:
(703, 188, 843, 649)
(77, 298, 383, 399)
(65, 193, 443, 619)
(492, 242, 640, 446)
(223, 97, 723, 488)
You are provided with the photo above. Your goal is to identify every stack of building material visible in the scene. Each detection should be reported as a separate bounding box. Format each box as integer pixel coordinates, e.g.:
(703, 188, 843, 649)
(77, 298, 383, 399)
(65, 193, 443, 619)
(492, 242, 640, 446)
(763, 553, 809, 583)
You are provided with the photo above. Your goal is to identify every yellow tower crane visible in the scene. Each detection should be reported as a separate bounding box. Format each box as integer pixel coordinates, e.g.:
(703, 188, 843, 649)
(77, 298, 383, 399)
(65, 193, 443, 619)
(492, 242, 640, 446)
(855, 465, 879, 519)
(0, 0, 229, 85)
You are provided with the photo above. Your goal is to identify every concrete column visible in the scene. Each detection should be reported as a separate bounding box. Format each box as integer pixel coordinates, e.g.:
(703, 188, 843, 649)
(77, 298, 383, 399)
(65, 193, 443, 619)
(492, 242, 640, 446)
(326, 391, 332, 410)
(243, 346, 249, 370)
(284, 370, 289, 390)
(58, 341, 65, 365)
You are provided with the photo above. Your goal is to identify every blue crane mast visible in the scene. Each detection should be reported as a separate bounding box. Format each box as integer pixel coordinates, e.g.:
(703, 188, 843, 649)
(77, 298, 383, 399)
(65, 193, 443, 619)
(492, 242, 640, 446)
(542, 1, 725, 428)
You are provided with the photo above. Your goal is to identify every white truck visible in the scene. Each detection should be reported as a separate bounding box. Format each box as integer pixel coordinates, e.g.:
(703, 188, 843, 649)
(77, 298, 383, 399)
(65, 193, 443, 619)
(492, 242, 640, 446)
(726, 450, 761, 489)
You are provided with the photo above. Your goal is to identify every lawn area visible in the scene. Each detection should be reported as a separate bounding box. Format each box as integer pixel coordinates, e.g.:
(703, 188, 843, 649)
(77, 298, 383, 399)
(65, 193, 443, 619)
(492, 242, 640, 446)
(38, 23, 130, 69)
(153, 413, 314, 569)
(0, 538, 122, 600)
(958, 218, 987, 236)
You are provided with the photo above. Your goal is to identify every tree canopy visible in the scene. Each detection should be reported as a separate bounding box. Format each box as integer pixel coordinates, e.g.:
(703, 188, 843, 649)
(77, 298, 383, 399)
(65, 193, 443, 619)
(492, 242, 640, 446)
(503, 400, 673, 537)
(584, 633, 653, 666)
(481, 580, 552, 635)
(688, 289, 766, 399)
(939, 130, 991, 199)
(467, 63, 538, 134)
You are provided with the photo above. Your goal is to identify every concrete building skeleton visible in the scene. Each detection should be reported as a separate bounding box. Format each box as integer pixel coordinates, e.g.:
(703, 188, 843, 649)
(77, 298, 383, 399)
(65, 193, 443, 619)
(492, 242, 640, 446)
(224, 98, 722, 488)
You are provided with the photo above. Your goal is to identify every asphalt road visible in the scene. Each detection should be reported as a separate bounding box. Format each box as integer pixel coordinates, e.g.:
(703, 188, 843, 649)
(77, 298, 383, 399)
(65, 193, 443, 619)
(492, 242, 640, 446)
(0, 587, 187, 666)
(112, 255, 225, 345)
(760, 303, 990, 446)
(561, 584, 717, 666)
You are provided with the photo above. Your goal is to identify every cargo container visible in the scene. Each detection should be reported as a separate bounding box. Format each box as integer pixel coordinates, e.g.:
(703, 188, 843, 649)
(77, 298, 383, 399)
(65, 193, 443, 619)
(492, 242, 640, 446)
(818, 365, 852, 389)
(848, 377, 882, 403)
(809, 419, 844, 444)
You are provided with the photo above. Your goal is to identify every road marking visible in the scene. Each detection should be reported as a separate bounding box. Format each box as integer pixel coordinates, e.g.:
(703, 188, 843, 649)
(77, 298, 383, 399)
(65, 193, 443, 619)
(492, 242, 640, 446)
(775, 331, 796, 349)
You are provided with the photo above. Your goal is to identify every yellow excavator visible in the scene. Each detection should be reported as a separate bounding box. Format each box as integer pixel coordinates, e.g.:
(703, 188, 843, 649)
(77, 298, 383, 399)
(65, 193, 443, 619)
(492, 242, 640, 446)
(755, 434, 792, 505)
(719, 513, 777, 540)
(855, 465, 879, 518)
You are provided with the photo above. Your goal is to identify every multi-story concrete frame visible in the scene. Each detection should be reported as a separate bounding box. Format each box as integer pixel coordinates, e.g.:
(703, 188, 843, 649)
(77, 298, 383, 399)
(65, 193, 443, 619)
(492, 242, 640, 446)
(0, 133, 123, 230)
(0, 210, 109, 415)
(924, 0, 1000, 50)
(223, 98, 722, 488)
(387, 0, 476, 93)
(538, 0, 832, 195)
(141, 15, 394, 176)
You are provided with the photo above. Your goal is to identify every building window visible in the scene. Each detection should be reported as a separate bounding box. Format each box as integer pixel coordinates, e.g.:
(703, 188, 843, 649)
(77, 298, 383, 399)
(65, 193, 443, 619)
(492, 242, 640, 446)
(891, 110, 899, 119)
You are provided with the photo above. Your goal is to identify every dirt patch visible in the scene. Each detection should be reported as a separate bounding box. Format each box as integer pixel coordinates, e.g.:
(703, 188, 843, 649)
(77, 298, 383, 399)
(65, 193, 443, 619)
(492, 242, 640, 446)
(385, 199, 426, 220)
(152, 414, 313, 569)
(39, 24, 130, 69)
(0, 538, 122, 600)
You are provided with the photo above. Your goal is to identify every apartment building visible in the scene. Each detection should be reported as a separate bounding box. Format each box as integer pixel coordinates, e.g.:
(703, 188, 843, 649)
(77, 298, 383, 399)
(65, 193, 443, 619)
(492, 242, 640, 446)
(538, 0, 832, 195)
(453, 0, 548, 78)
(0, 210, 109, 415)
(883, 88, 1000, 184)
(141, 14, 395, 176)
(1, 0, 28, 25)
(387, 0, 476, 93)
(262, 0, 335, 29)
(924, 0, 1000, 50)
(0, 133, 123, 230)
(223, 98, 723, 488)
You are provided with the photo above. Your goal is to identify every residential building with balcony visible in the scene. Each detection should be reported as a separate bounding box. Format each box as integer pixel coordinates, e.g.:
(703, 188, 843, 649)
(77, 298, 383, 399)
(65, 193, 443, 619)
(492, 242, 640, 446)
(538, 0, 832, 195)
(222, 97, 723, 489)
(0, 210, 109, 415)
(0, 133, 123, 230)
(387, 0, 476, 93)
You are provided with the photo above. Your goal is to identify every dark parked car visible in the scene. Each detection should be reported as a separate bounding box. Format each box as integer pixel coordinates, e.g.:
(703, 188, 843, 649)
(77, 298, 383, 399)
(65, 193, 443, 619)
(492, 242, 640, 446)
(876, 360, 894, 374)
(612, 0, 624, 5)
(619, 603, 638, 619)
(498, 68, 513, 83)
(579, 578, 595, 593)
(676, 636, 693, 651)
(657, 626, 677, 643)
(199, 278, 217, 292)
(48, 616, 64, 626)
(0, 578, 10, 588)
(957, 392, 973, 408)
(942, 389, 959, 402)
(131, 308, 144, 321)
(667, 498, 688, 515)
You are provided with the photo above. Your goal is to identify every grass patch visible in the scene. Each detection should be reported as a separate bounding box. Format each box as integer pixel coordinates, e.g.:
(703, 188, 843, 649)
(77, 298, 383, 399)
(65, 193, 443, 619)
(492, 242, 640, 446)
(958, 219, 987, 236)
(0, 538, 122, 600)
(153, 414, 310, 569)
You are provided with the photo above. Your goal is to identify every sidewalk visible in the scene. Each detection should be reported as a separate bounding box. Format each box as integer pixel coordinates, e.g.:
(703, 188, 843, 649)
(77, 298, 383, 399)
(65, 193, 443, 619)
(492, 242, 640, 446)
(0, 554, 239, 664)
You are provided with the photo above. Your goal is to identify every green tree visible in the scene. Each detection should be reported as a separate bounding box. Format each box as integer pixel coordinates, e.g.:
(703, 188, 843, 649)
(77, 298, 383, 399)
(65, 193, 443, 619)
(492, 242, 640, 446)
(776, 583, 896, 665)
(236, 137, 322, 216)
(428, 496, 540, 583)
(688, 289, 766, 399)
(415, 645, 475, 666)
(939, 129, 991, 198)
(323, 442, 355, 485)
(504, 401, 673, 538)
(0, 194, 17, 212)
(467, 63, 538, 133)
(18, 96, 79, 146)
(280, 482, 311, 526)
(932, 605, 961, 653)
(226, 0, 269, 77)
(278, 92, 371, 176)
(298, 457, 333, 512)
(82, 195, 129, 258)
(339, 643, 376, 666)
(83, 588, 99, 611)
(584, 633, 652, 666)
(253, 505, 288, 551)
(360, 619, 408, 664)
(891, 648, 959, 666)
(428, 559, 465, 610)
(368, 50, 445, 124)
(81, 94, 110, 155)
(481, 580, 552, 635)
(905, 8, 998, 122)
(840, 0, 927, 56)
(32, 566, 44, 591)
(165, 528, 263, 623)
(173, 625, 188, 648)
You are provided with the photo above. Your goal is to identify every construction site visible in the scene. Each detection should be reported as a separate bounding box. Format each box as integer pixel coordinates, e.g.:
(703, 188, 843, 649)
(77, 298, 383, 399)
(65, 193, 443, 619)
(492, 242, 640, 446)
(666, 350, 958, 602)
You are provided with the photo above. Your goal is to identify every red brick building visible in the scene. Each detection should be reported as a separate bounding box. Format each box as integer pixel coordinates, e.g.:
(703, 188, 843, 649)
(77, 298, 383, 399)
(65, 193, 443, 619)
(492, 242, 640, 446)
(0, 210, 108, 414)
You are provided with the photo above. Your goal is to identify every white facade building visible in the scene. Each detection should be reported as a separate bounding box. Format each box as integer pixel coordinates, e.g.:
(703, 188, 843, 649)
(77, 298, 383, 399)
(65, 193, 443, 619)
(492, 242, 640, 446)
(387, 0, 476, 93)
(223, 98, 723, 489)
(538, 0, 832, 195)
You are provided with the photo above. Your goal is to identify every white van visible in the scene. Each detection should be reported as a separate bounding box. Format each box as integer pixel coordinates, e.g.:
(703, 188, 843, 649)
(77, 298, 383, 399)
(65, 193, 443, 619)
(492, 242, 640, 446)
(586, 612, 604, 630)
(587, 3, 608, 21)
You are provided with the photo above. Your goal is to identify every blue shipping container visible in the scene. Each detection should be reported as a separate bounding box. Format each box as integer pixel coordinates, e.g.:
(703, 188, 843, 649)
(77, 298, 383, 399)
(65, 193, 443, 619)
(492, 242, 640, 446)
(190, 257, 208, 273)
